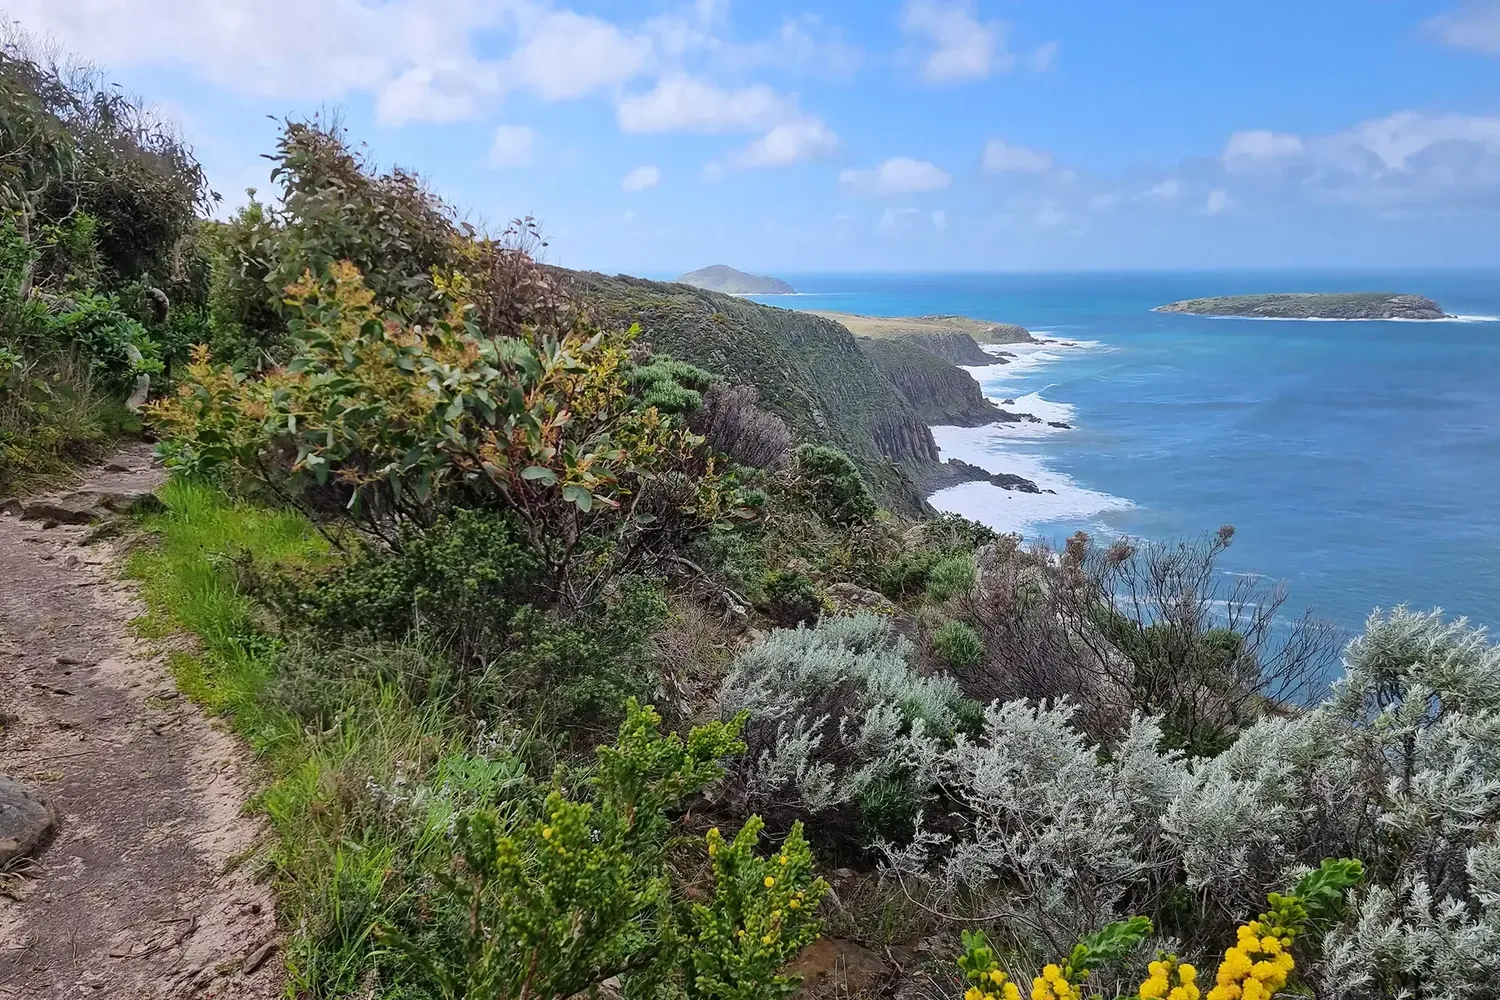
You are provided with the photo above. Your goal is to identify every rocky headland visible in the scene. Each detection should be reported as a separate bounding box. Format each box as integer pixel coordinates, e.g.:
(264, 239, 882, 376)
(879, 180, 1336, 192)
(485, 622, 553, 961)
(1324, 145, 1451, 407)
(676, 264, 795, 295)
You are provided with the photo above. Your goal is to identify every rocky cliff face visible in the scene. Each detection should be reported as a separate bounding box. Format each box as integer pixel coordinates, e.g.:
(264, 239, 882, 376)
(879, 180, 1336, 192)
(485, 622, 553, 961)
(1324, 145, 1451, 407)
(555, 268, 941, 513)
(857, 336, 1035, 429)
(890, 331, 1003, 366)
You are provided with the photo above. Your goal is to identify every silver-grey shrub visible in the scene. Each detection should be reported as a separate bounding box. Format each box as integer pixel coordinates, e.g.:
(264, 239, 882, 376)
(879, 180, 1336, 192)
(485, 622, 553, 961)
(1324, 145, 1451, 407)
(880, 606, 1500, 990)
(718, 613, 962, 815)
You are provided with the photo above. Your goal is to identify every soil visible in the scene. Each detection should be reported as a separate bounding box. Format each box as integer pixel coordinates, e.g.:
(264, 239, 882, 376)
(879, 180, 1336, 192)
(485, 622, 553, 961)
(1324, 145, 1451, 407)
(0, 442, 280, 999)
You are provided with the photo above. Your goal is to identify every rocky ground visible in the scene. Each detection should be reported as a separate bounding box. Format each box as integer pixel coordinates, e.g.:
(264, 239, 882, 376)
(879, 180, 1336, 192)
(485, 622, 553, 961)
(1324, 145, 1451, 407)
(0, 443, 278, 999)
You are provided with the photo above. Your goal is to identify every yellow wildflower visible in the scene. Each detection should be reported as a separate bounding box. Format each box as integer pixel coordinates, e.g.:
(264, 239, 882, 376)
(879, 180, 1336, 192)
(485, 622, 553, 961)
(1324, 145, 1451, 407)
(764, 876, 776, 888)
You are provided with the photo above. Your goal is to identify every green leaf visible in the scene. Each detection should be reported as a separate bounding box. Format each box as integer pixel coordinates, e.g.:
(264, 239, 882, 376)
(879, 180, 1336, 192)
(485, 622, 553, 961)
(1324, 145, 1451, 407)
(562, 485, 594, 512)
(444, 396, 465, 421)
(520, 466, 557, 485)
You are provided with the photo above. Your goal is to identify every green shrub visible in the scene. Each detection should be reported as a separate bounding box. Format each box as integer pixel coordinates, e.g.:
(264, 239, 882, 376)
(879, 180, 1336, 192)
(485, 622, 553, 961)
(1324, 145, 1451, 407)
(857, 775, 920, 844)
(628, 354, 721, 414)
(263, 509, 540, 661)
(791, 444, 877, 526)
(380, 701, 829, 1000)
(925, 552, 977, 603)
(485, 582, 670, 726)
(878, 548, 941, 599)
(931, 620, 984, 668)
(761, 570, 820, 628)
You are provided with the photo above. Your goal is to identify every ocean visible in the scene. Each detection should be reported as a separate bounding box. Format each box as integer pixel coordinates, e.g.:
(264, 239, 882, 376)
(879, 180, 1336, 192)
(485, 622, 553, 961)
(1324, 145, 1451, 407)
(747, 272, 1500, 637)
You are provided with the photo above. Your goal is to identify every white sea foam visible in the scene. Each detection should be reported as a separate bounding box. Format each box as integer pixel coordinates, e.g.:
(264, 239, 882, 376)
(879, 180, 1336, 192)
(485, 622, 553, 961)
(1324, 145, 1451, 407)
(927, 424, 1134, 535)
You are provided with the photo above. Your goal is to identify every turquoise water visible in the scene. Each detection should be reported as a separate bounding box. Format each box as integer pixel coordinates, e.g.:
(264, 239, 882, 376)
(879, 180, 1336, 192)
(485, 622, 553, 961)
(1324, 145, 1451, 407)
(747, 273, 1500, 634)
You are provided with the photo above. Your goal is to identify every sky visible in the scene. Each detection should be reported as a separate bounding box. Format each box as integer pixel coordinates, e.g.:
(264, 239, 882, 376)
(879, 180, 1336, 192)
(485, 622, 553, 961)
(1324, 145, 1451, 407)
(7, 0, 1500, 273)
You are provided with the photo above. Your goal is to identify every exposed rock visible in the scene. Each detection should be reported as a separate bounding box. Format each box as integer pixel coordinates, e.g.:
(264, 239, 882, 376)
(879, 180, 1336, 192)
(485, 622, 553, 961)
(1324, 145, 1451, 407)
(787, 938, 888, 997)
(920, 458, 1051, 496)
(242, 940, 278, 974)
(0, 773, 60, 865)
(22, 488, 163, 525)
(23, 494, 109, 525)
(0, 497, 22, 517)
(1047, 420, 1072, 429)
(825, 582, 897, 618)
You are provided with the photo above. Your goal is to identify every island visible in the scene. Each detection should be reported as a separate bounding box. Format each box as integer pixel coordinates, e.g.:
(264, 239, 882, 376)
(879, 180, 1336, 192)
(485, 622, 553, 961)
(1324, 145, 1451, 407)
(1155, 292, 1448, 320)
(676, 265, 795, 295)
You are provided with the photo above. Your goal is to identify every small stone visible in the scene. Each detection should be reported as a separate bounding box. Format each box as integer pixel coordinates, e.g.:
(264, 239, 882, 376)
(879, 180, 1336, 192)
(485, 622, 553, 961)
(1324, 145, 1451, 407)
(242, 940, 278, 974)
(102, 462, 136, 474)
(81, 519, 124, 545)
(152, 688, 180, 701)
(53, 654, 85, 666)
(63, 554, 81, 569)
(0, 773, 60, 865)
(0, 498, 21, 517)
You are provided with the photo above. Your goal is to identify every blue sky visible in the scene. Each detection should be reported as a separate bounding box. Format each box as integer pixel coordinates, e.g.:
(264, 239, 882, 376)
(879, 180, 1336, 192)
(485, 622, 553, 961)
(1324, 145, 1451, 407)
(9, 1, 1500, 272)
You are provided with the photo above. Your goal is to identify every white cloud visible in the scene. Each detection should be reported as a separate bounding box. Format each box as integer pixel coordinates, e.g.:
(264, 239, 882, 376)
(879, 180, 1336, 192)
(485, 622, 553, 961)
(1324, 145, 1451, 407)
(1033, 200, 1065, 227)
(5, 0, 666, 125)
(878, 206, 924, 231)
(1203, 188, 1233, 215)
(488, 124, 537, 167)
(617, 75, 794, 133)
(931, 209, 948, 230)
(1333, 110, 1500, 169)
(901, 0, 1011, 84)
(840, 157, 952, 195)
(621, 165, 662, 192)
(1141, 179, 1181, 200)
(1427, 2, 1500, 54)
(982, 138, 1052, 174)
(1223, 130, 1306, 167)
(1030, 41, 1059, 72)
(727, 119, 840, 169)
(504, 8, 652, 101)
(1091, 192, 1121, 210)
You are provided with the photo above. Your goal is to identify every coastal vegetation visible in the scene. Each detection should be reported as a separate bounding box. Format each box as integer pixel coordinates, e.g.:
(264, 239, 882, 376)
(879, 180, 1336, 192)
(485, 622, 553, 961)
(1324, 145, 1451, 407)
(4, 33, 1499, 1000)
(1155, 292, 1448, 320)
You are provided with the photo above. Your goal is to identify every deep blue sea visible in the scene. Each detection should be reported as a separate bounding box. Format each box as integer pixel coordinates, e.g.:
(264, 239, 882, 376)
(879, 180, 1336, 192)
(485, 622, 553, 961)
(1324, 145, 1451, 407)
(746, 272, 1500, 637)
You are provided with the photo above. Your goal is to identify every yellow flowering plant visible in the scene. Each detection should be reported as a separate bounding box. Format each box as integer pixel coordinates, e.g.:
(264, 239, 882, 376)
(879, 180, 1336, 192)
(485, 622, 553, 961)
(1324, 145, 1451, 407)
(957, 930, 1022, 1000)
(679, 816, 829, 1000)
(957, 918, 1153, 1000)
(1205, 858, 1364, 1000)
(1138, 954, 1199, 1000)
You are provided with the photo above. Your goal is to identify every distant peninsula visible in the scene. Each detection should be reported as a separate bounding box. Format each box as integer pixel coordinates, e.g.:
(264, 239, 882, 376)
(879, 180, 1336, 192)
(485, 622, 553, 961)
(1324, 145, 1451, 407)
(805, 311, 1036, 353)
(676, 265, 795, 295)
(1156, 292, 1449, 320)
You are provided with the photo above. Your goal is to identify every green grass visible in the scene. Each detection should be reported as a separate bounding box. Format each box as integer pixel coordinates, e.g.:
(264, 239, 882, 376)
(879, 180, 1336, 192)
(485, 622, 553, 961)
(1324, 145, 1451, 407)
(128, 479, 471, 997)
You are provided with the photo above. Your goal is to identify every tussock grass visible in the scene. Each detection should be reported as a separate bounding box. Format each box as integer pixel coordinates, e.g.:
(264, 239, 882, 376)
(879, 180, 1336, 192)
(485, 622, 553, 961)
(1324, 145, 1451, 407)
(129, 479, 469, 997)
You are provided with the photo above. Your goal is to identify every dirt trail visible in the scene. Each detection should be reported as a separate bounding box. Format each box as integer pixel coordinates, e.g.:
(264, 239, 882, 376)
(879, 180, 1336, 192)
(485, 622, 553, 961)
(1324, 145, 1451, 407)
(0, 443, 279, 999)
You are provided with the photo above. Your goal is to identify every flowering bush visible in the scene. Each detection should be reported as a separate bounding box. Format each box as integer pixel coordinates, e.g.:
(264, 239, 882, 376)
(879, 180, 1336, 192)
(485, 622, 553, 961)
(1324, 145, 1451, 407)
(151, 262, 726, 604)
(952, 860, 1360, 1000)
(680, 816, 829, 1000)
(380, 701, 828, 1000)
